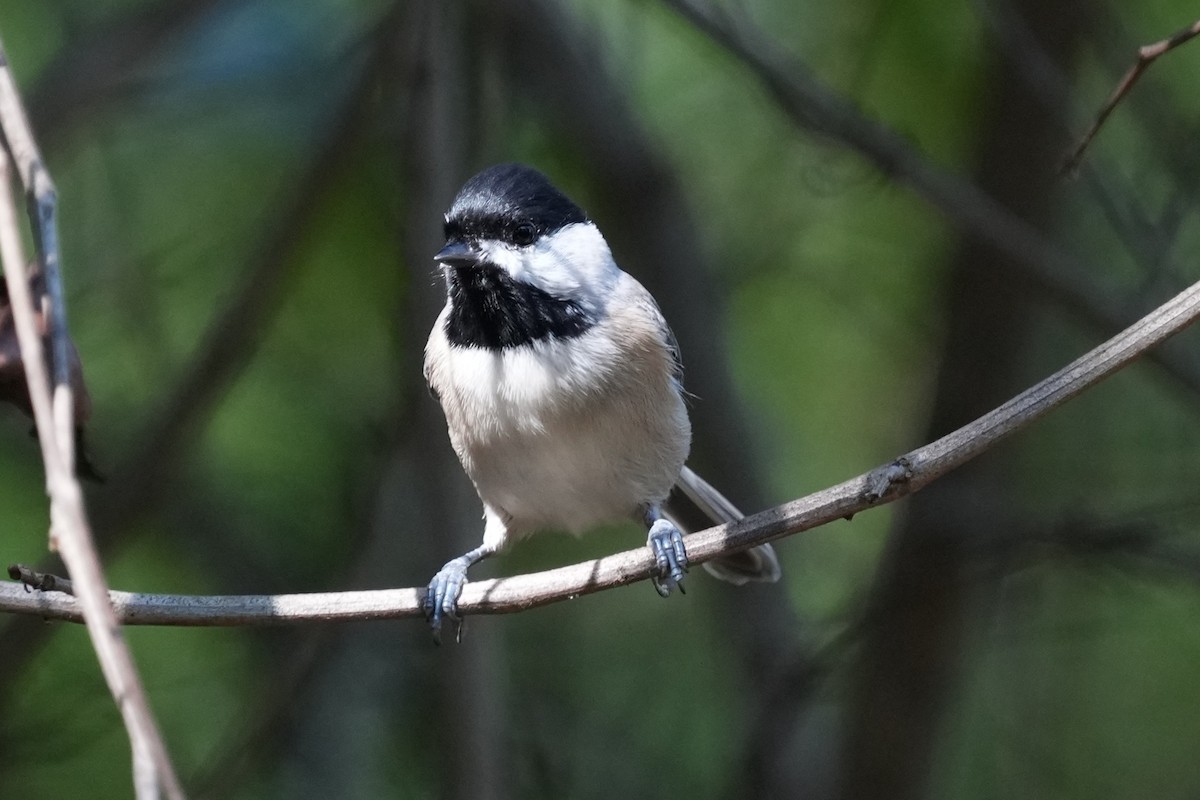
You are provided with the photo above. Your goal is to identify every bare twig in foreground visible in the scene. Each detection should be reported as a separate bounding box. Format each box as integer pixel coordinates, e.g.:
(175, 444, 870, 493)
(3, 279, 1198, 627)
(1063, 18, 1200, 174)
(0, 37, 75, 470)
(0, 45, 184, 800)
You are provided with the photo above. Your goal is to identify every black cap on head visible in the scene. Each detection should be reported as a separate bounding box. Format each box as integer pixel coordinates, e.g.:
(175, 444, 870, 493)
(443, 163, 587, 247)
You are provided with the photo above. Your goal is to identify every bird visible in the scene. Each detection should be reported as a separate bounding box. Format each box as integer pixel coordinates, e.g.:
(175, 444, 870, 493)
(422, 163, 780, 641)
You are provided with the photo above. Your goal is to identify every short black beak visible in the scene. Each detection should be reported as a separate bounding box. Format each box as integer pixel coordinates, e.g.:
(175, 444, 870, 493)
(434, 240, 479, 269)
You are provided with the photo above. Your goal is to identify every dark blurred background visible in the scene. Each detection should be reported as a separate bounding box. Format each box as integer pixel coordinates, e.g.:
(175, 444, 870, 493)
(1, 0, 1199, 797)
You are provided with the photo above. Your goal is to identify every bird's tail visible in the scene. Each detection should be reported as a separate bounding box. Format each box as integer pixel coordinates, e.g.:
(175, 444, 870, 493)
(666, 466, 781, 585)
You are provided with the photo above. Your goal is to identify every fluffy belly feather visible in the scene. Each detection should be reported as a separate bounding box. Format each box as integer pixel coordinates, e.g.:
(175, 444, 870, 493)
(427, 326, 690, 539)
(463, 403, 682, 535)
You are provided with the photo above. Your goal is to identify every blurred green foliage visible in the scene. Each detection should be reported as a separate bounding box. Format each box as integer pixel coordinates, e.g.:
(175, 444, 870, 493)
(0, 0, 1198, 798)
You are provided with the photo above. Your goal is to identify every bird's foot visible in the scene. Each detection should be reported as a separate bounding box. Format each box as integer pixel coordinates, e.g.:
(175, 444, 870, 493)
(424, 556, 472, 644)
(647, 518, 689, 597)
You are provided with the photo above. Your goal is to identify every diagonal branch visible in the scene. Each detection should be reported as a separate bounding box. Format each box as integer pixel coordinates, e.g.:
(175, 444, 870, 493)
(0, 32, 184, 800)
(0, 34, 75, 468)
(0, 137, 184, 800)
(4, 278, 1198, 627)
(0, 3, 407, 713)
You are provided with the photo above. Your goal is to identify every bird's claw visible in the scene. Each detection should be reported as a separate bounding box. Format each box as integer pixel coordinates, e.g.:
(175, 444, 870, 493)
(647, 518, 689, 597)
(424, 558, 470, 644)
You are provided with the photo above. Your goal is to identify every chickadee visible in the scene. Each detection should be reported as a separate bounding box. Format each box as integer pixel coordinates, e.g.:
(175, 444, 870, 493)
(423, 163, 779, 640)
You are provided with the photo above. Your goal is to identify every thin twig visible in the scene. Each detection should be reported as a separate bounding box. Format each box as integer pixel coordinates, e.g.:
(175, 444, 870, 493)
(658, 0, 1200, 403)
(1063, 18, 1200, 175)
(7, 563, 74, 594)
(0, 108, 185, 800)
(2, 278, 1197, 627)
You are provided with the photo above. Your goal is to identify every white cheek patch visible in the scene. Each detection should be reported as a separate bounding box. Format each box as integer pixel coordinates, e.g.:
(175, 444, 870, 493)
(479, 241, 523, 276)
(480, 223, 618, 315)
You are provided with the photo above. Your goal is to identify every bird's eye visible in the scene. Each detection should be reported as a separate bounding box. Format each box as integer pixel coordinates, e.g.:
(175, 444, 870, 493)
(512, 222, 537, 246)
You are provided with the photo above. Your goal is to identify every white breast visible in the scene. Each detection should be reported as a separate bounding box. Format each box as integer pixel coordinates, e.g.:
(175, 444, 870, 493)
(424, 279, 690, 546)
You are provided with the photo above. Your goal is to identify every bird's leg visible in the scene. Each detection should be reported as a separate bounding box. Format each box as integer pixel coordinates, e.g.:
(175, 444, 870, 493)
(424, 543, 496, 644)
(644, 505, 688, 597)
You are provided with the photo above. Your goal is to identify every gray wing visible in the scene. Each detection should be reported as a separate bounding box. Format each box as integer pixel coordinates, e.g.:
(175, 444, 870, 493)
(633, 283, 779, 583)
